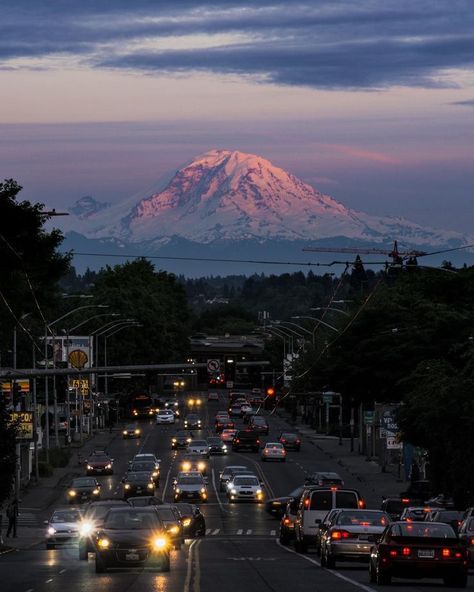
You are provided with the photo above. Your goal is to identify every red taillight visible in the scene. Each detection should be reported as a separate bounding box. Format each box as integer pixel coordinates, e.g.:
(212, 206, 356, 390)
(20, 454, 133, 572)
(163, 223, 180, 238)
(442, 548, 451, 558)
(236, 439, 240, 443)
(256, 439, 260, 444)
(281, 439, 286, 443)
(401, 498, 410, 503)
(455, 552, 462, 558)
(389, 550, 398, 557)
(283, 518, 291, 525)
(358, 500, 366, 509)
(470, 538, 474, 546)
(304, 499, 310, 508)
(402, 547, 411, 556)
(331, 530, 351, 540)
(296, 440, 300, 444)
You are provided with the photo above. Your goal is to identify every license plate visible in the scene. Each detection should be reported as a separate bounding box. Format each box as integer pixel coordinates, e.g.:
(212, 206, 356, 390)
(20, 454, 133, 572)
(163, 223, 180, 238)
(418, 549, 434, 558)
(125, 553, 139, 561)
(136, 487, 142, 492)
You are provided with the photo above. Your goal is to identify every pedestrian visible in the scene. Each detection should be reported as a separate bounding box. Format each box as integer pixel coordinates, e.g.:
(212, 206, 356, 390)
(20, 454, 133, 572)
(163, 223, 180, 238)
(6, 498, 19, 538)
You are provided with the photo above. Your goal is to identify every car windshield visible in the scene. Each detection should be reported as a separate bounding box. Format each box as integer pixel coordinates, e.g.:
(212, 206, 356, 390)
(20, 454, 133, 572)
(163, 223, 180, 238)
(126, 425, 138, 429)
(393, 523, 456, 538)
(51, 510, 81, 523)
(127, 472, 151, 481)
(190, 440, 208, 446)
(156, 508, 177, 521)
(72, 478, 96, 487)
(252, 417, 266, 424)
(438, 511, 463, 520)
(234, 477, 259, 486)
(337, 511, 389, 526)
(178, 476, 204, 485)
(86, 505, 122, 520)
(207, 438, 221, 444)
(160, 410, 173, 415)
(104, 510, 161, 530)
(130, 462, 154, 471)
(281, 433, 297, 441)
(89, 455, 109, 462)
(187, 415, 199, 420)
(176, 431, 187, 437)
(266, 443, 283, 449)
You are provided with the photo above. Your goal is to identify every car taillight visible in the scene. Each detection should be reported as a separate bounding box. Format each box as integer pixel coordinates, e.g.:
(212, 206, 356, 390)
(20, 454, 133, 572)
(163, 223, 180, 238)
(389, 550, 398, 557)
(236, 439, 240, 443)
(304, 499, 310, 508)
(331, 530, 351, 540)
(358, 500, 366, 509)
(470, 538, 474, 546)
(283, 518, 291, 525)
(295, 440, 300, 444)
(256, 440, 260, 444)
(402, 547, 411, 556)
(281, 439, 286, 443)
(442, 548, 451, 558)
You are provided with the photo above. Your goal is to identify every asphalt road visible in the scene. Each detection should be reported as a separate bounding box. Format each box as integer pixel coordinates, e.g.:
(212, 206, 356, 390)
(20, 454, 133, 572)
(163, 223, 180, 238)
(1, 390, 472, 592)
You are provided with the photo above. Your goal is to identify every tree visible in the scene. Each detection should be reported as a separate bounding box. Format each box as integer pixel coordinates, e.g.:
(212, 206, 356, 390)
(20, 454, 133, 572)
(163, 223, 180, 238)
(0, 394, 18, 506)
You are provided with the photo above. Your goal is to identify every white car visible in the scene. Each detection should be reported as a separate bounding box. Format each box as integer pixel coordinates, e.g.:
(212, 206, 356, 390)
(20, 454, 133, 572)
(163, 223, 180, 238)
(227, 474, 265, 503)
(44, 508, 82, 549)
(186, 439, 210, 457)
(156, 409, 175, 424)
(261, 442, 286, 462)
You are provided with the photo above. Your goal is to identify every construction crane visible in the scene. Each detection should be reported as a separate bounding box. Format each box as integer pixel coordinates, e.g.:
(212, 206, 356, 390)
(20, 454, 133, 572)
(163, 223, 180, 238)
(303, 241, 426, 266)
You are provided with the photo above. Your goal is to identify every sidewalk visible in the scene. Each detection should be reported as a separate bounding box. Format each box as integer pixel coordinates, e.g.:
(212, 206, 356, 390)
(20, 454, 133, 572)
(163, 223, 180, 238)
(0, 427, 119, 556)
(276, 409, 407, 504)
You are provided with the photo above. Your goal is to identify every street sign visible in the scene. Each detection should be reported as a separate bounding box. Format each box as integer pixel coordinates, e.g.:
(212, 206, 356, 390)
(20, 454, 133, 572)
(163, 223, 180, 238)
(363, 411, 374, 425)
(386, 436, 402, 450)
(10, 411, 34, 440)
(207, 359, 220, 373)
(381, 411, 399, 436)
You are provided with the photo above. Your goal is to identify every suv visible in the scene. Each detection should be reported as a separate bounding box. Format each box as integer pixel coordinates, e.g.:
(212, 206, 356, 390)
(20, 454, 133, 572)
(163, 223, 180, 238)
(294, 487, 365, 553)
(232, 430, 261, 452)
(249, 415, 269, 435)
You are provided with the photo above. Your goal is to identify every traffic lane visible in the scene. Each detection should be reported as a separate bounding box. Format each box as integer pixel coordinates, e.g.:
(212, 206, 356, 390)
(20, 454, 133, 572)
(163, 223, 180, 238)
(197, 537, 379, 592)
(0, 544, 190, 592)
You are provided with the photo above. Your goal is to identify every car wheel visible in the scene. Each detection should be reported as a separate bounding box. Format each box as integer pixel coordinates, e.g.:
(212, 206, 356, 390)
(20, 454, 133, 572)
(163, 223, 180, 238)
(95, 558, 106, 573)
(46, 543, 55, 550)
(78, 543, 88, 560)
(261, 457, 266, 462)
(325, 549, 335, 569)
(376, 565, 391, 585)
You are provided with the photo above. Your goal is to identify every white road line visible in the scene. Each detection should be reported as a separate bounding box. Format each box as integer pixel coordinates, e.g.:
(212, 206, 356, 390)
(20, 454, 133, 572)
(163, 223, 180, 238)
(58, 569, 66, 574)
(276, 540, 376, 592)
(211, 468, 230, 513)
(194, 539, 201, 592)
(246, 529, 252, 535)
(212, 529, 220, 535)
(237, 529, 243, 535)
(206, 529, 211, 535)
(270, 530, 276, 536)
(25, 589, 34, 592)
(45, 579, 53, 584)
(184, 540, 197, 592)
(161, 457, 175, 502)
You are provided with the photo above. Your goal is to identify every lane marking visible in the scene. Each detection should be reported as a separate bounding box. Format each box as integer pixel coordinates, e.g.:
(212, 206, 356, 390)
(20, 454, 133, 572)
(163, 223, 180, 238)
(25, 589, 34, 592)
(211, 468, 230, 513)
(45, 579, 53, 584)
(237, 529, 243, 535)
(246, 529, 252, 535)
(58, 569, 66, 574)
(184, 539, 197, 592)
(161, 456, 175, 502)
(270, 530, 276, 536)
(206, 529, 211, 535)
(212, 529, 220, 535)
(276, 540, 376, 592)
(194, 539, 201, 592)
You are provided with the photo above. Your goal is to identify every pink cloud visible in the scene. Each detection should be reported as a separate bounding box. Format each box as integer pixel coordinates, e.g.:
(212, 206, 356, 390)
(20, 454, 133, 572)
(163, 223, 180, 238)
(328, 144, 401, 165)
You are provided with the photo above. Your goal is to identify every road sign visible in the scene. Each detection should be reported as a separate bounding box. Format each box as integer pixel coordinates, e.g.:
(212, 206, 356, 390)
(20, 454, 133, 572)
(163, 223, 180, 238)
(386, 436, 402, 450)
(363, 411, 374, 425)
(381, 411, 399, 436)
(207, 359, 220, 373)
(10, 411, 34, 440)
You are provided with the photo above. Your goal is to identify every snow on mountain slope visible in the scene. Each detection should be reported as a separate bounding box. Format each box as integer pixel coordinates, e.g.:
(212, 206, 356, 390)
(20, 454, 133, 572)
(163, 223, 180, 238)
(61, 149, 471, 248)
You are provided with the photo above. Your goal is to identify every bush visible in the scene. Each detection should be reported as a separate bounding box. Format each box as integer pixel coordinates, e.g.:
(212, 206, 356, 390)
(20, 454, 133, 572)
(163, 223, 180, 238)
(38, 461, 53, 477)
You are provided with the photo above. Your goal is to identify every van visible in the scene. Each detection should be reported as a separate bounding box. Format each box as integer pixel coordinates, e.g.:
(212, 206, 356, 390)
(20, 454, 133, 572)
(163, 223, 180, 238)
(294, 487, 365, 552)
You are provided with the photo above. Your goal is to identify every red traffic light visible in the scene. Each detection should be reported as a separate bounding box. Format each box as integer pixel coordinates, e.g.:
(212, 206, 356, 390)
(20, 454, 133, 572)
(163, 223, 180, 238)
(266, 387, 275, 397)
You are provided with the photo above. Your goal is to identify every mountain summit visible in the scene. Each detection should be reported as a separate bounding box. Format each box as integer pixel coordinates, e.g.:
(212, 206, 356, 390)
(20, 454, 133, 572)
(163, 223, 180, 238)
(63, 149, 469, 249)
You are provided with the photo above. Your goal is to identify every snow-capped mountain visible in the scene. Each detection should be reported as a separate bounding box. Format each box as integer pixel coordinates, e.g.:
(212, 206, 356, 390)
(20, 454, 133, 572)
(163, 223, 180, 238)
(61, 149, 471, 250)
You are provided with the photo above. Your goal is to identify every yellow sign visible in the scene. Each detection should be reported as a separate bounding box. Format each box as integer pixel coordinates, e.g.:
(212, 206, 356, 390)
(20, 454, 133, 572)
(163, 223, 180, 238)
(68, 349, 88, 369)
(10, 412, 34, 440)
(1, 380, 30, 394)
(69, 378, 89, 395)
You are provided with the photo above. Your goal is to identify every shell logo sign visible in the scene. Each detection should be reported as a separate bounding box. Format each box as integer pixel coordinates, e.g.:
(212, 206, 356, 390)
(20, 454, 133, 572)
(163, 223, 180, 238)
(68, 349, 88, 369)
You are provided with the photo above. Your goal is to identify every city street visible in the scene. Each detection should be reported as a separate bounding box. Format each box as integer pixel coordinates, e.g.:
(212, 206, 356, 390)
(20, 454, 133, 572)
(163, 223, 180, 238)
(1, 392, 472, 592)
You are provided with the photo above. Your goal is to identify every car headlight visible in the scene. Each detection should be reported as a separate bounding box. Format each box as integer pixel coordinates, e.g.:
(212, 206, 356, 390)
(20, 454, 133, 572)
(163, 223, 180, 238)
(182, 518, 191, 527)
(79, 521, 94, 536)
(222, 445, 227, 450)
(68, 490, 76, 496)
(230, 489, 237, 495)
(175, 488, 181, 494)
(97, 538, 110, 549)
(186, 438, 192, 443)
(172, 438, 177, 443)
(87, 465, 93, 470)
(256, 489, 263, 495)
(106, 464, 112, 469)
(124, 484, 131, 489)
(200, 488, 206, 494)
(182, 462, 191, 471)
(169, 525, 179, 534)
(147, 483, 155, 489)
(198, 462, 205, 471)
(152, 471, 159, 478)
(153, 537, 168, 550)
(197, 420, 201, 424)
(93, 488, 100, 495)
(189, 399, 194, 405)
(123, 430, 127, 435)
(135, 429, 140, 435)
(47, 526, 56, 535)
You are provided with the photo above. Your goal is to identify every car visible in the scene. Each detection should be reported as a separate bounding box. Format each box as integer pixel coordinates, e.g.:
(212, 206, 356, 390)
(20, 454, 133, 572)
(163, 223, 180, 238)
(278, 432, 301, 451)
(250, 393, 265, 407)
(215, 414, 234, 433)
(219, 465, 250, 492)
(184, 414, 202, 430)
(248, 415, 269, 435)
(294, 487, 365, 553)
(131, 453, 160, 465)
(174, 472, 208, 502)
(171, 430, 192, 449)
(320, 509, 391, 568)
(85, 451, 114, 475)
(457, 517, 474, 563)
(265, 485, 306, 517)
(127, 496, 163, 507)
(279, 500, 299, 545)
(78, 500, 129, 559)
(304, 471, 344, 488)
(122, 472, 156, 499)
(369, 521, 468, 587)
(261, 442, 286, 462)
(156, 409, 175, 424)
(44, 507, 82, 549)
(425, 509, 464, 533)
(175, 503, 206, 538)
(240, 403, 253, 415)
(186, 439, 210, 457)
(122, 424, 141, 439)
(128, 461, 160, 485)
(381, 497, 411, 521)
(187, 397, 202, 408)
(93, 507, 170, 573)
(207, 392, 219, 402)
(227, 474, 264, 503)
(232, 429, 260, 452)
(68, 477, 101, 504)
(155, 505, 184, 550)
(163, 397, 179, 410)
(243, 408, 258, 424)
(400, 480, 433, 505)
(228, 403, 243, 417)
(399, 506, 433, 522)
(179, 453, 208, 476)
(206, 436, 228, 455)
(221, 428, 238, 443)
(315, 508, 344, 555)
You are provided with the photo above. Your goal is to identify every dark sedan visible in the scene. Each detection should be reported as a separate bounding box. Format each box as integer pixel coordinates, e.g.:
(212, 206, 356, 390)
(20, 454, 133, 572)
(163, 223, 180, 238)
(93, 507, 170, 573)
(171, 430, 192, 450)
(122, 424, 141, 439)
(68, 477, 101, 504)
(176, 503, 206, 538)
(78, 500, 129, 559)
(369, 521, 468, 587)
(265, 485, 305, 517)
(206, 436, 228, 455)
(278, 432, 301, 451)
(184, 414, 202, 430)
(122, 472, 156, 499)
(128, 461, 160, 485)
(85, 452, 114, 475)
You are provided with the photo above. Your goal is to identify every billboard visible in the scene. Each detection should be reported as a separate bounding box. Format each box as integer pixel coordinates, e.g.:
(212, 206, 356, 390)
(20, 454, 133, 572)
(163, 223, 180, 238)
(46, 335, 93, 369)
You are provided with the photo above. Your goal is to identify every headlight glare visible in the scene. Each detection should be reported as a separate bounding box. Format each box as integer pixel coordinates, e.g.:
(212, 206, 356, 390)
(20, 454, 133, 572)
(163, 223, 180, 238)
(153, 537, 168, 550)
(47, 526, 56, 535)
(68, 490, 76, 496)
(98, 538, 110, 549)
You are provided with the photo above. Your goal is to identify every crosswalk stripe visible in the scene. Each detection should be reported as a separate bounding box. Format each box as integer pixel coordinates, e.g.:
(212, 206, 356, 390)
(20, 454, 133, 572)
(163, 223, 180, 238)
(237, 529, 243, 535)
(206, 528, 211, 535)
(212, 529, 220, 535)
(270, 530, 276, 536)
(246, 529, 252, 535)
